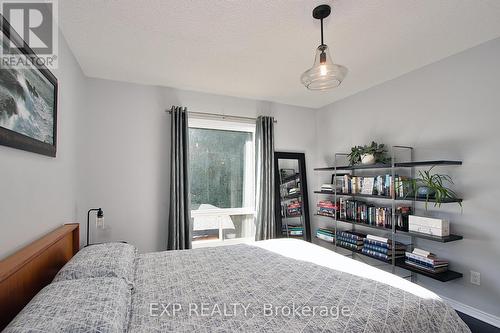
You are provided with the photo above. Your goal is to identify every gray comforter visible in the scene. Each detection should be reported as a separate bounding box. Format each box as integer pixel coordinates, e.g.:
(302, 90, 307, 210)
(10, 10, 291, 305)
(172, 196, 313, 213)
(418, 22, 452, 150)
(4, 240, 470, 332)
(128, 242, 470, 333)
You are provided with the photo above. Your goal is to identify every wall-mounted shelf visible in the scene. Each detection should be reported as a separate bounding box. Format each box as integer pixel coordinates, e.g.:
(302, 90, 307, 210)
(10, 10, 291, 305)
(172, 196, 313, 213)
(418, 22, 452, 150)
(314, 160, 462, 171)
(314, 147, 464, 283)
(313, 191, 463, 203)
(315, 214, 463, 243)
(396, 262, 463, 282)
(315, 236, 463, 282)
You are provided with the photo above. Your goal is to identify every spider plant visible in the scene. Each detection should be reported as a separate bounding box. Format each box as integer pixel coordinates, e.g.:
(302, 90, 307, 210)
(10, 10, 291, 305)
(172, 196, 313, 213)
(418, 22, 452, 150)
(404, 166, 462, 210)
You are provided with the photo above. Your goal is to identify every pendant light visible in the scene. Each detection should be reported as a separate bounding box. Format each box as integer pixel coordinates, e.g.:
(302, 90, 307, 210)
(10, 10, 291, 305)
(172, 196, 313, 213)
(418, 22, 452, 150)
(301, 4, 348, 90)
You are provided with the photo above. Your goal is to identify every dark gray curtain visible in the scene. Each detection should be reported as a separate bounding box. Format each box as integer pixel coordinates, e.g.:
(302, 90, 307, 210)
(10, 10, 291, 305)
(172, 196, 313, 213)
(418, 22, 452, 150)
(167, 106, 192, 250)
(255, 116, 276, 241)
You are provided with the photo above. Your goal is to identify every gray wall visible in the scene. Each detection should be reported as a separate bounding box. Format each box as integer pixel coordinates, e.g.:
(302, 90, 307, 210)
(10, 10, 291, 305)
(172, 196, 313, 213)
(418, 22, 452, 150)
(78, 78, 318, 252)
(0, 32, 86, 259)
(1, 28, 498, 321)
(313, 37, 500, 317)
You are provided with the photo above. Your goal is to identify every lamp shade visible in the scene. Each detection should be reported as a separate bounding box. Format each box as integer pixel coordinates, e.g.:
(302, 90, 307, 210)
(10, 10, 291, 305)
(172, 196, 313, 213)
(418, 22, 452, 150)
(301, 44, 348, 90)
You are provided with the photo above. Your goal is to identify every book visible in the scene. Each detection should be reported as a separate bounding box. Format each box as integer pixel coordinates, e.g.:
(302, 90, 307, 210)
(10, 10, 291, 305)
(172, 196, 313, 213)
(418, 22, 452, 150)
(337, 241, 363, 251)
(412, 248, 432, 257)
(317, 229, 335, 236)
(337, 230, 366, 239)
(316, 228, 335, 242)
(404, 260, 448, 273)
(361, 177, 375, 195)
(364, 238, 406, 250)
(364, 244, 405, 255)
(405, 252, 448, 265)
(366, 234, 389, 243)
(336, 235, 364, 246)
(361, 248, 399, 261)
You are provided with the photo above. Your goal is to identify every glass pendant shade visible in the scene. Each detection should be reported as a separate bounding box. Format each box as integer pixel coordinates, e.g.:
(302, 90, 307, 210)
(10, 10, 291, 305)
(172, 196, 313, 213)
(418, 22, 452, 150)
(301, 45, 348, 90)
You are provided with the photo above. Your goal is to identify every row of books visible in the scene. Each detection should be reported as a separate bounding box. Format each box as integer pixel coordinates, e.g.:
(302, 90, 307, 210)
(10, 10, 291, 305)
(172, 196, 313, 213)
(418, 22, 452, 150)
(404, 248, 449, 273)
(339, 198, 412, 231)
(317, 200, 336, 217)
(340, 174, 411, 198)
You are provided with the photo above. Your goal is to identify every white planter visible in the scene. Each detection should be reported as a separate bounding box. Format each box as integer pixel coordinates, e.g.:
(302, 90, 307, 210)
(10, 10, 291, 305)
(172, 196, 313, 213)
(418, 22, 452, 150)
(361, 153, 376, 165)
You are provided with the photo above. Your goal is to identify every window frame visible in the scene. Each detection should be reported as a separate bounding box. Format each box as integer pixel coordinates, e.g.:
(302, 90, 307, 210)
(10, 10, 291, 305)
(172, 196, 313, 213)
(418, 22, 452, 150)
(188, 117, 256, 218)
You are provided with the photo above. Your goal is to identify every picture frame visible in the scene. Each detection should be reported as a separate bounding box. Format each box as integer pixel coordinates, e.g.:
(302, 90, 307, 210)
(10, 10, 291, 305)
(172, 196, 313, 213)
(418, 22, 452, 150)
(0, 14, 58, 157)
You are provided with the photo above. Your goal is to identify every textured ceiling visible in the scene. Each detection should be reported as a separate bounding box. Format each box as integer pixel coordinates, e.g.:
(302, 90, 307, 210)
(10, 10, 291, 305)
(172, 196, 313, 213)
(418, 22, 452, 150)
(59, 0, 500, 108)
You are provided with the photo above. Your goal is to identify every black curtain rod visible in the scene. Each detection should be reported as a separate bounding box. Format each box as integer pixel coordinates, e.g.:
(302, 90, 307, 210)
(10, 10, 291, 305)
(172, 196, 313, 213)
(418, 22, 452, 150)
(165, 110, 277, 123)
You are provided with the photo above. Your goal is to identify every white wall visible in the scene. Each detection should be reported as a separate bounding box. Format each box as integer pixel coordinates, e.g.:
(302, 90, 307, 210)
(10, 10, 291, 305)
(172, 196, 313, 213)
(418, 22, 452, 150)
(0, 32, 86, 258)
(78, 79, 317, 253)
(314, 37, 500, 318)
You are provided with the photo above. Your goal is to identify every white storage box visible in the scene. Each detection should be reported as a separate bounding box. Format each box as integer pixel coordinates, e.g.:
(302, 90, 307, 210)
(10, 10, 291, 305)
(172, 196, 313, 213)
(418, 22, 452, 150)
(408, 215, 450, 237)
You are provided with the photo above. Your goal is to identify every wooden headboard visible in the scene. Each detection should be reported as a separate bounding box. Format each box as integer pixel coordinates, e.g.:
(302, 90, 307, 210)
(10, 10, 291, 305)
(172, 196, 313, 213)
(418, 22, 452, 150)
(0, 223, 79, 330)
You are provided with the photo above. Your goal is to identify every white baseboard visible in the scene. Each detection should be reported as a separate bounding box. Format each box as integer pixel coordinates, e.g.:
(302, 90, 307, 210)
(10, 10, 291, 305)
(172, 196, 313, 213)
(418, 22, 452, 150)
(440, 295, 500, 328)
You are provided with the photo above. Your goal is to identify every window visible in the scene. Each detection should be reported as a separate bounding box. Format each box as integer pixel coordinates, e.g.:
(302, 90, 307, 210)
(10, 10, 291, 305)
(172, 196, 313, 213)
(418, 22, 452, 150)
(188, 118, 255, 247)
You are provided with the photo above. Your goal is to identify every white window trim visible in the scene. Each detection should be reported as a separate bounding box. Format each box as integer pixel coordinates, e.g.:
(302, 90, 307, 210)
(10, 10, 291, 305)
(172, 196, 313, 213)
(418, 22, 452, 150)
(188, 117, 256, 134)
(190, 207, 255, 217)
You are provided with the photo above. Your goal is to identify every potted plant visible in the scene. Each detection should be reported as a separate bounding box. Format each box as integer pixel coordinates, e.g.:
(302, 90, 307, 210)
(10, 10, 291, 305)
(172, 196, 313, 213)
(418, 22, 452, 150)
(347, 141, 389, 165)
(404, 166, 462, 209)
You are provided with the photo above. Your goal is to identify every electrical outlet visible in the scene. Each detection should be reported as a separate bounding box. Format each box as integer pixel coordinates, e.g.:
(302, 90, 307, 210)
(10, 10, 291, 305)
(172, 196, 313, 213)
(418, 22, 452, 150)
(470, 271, 481, 286)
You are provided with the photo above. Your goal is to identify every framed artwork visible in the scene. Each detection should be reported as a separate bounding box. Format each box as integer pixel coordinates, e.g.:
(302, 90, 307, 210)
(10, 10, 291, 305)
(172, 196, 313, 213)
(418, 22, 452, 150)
(0, 15, 58, 157)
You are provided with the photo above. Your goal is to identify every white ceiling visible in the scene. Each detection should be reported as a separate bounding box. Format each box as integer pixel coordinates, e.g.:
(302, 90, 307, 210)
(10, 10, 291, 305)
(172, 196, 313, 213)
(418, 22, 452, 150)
(59, 0, 500, 109)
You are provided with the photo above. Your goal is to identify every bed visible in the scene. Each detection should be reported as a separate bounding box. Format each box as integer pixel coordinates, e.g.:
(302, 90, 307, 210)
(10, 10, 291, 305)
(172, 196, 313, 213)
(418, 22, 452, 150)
(0, 225, 470, 332)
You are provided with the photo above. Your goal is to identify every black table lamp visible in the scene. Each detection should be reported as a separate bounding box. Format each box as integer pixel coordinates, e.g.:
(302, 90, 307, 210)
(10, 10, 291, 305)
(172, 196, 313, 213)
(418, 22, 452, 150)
(87, 208, 104, 246)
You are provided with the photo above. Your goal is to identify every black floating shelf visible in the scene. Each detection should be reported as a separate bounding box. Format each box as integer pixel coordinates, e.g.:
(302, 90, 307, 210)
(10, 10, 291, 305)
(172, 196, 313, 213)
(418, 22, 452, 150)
(314, 214, 463, 243)
(314, 160, 462, 171)
(402, 231, 463, 243)
(396, 262, 463, 282)
(314, 191, 463, 203)
(315, 215, 393, 233)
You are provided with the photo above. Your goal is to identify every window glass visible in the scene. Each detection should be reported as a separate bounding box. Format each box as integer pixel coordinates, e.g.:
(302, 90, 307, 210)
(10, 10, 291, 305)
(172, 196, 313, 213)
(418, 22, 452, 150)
(189, 127, 252, 209)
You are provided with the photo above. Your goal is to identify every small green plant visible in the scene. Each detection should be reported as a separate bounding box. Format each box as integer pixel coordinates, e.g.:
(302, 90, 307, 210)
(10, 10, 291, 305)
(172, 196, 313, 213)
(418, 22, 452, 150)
(347, 141, 389, 165)
(404, 166, 462, 210)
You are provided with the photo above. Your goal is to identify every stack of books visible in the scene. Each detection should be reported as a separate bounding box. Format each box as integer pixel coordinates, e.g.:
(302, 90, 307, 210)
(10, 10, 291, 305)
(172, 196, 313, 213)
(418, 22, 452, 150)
(316, 228, 335, 243)
(317, 200, 336, 217)
(283, 226, 304, 237)
(405, 248, 449, 273)
(336, 231, 366, 251)
(361, 235, 406, 261)
(287, 201, 302, 217)
(320, 183, 334, 193)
